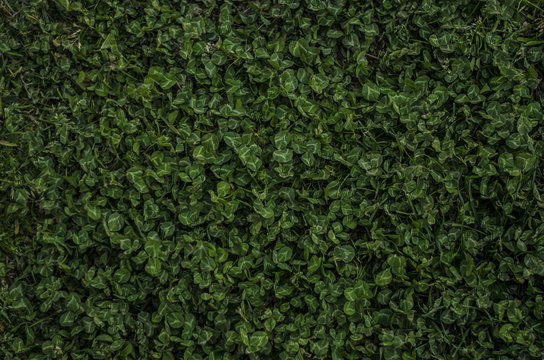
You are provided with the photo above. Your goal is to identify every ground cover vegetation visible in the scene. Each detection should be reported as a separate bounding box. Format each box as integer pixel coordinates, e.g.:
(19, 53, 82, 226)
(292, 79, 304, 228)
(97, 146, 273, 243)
(1, 0, 544, 359)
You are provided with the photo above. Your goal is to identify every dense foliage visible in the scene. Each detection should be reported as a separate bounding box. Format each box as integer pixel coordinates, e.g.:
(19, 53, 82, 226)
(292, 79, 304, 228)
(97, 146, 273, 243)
(1, 0, 544, 358)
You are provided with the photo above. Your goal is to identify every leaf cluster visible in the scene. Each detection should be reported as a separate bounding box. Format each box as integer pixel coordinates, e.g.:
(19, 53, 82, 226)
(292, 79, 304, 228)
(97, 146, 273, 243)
(1, 0, 544, 359)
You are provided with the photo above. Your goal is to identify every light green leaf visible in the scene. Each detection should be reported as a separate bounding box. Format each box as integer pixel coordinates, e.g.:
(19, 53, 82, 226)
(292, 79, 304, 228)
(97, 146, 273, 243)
(280, 69, 298, 93)
(217, 181, 231, 197)
(362, 82, 381, 102)
(344, 301, 356, 315)
(107, 212, 124, 232)
(250, 331, 268, 347)
(145, 257, 162, 276)
(273, 246, 292, 263)
(273, 149, 293, 163)
(333, 245, 355, 262)
(375, 268, 393, 286)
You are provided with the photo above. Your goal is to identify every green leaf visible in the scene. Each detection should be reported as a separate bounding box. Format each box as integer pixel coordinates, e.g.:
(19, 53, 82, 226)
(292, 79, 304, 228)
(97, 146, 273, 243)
(107, 212, 124, 232)
(147, 66, 177, 90)
(145, 257, 162, 276)
(280, 69, 298, 93)
(362, 82, 381, 101)
(202, 133, 219, 153)
(101, 32, 118, 51)
(86, 204, 102, 221)
(515, 152, 535, 172)
(144, 238, 161, 258)
(274, 131, 291, 150)
(249, 331, 268, 347)
(217, 181, 231, 197)
(308, 255, 321, 273)
(354, 280, 373, 299)
(273, 149, 293, 163)
(309, 73, 329, 94)
(333, 245, 355, 262)
(375, 268, 393, 286)
(344, 300, 356, 315)
(66, 294, 82, 312)
(126, 167, 149, 193)
(273, 246, 292, 263)
(167, 312, 184, 329)
(59, 311, 76, 327)
(344, 287, 357, 301)
(57, 0, 70, 10)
